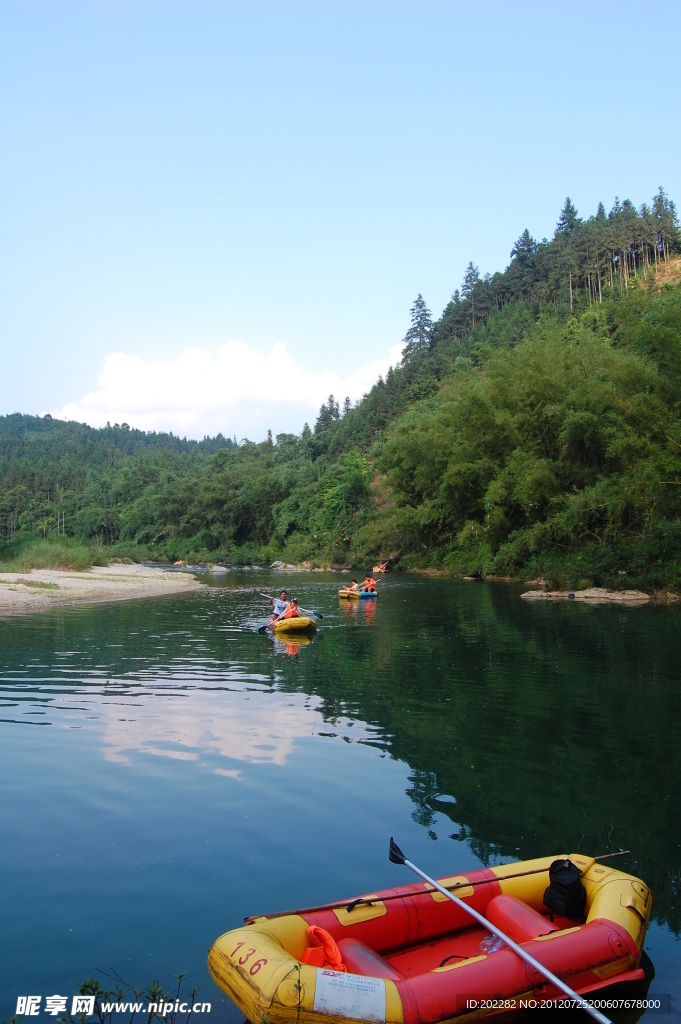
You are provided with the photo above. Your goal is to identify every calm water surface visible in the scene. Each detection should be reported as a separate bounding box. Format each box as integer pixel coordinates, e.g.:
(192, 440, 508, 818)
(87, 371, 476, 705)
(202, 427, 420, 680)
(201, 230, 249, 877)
(0, 574, 679, 1020)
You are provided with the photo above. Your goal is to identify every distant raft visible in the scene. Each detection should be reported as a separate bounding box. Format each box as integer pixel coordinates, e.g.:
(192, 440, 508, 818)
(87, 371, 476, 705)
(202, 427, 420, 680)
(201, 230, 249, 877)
(338, 589, 377, 600)
(268, 616, 317, 634)
(208, 853, 653, 1024)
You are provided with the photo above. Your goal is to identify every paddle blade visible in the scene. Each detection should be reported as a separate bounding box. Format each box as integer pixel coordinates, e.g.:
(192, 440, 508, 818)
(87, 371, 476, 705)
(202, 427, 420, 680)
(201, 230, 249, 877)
(389, 837, 406, 864)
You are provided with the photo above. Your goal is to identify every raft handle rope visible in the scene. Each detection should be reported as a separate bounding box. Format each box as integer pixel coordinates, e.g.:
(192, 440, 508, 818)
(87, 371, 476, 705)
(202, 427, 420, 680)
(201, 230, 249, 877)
(244, 850, 629, 923)
(388, 837, 612, 1024)
(438, 952, 468, 967)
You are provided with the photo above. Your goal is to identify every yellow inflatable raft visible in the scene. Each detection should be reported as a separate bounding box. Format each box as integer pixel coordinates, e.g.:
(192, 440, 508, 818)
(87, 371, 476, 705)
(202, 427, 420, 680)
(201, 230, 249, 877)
(338, 589, 360, 600)
(208, 853, 652, 1024)
(269, 616, 317, 634)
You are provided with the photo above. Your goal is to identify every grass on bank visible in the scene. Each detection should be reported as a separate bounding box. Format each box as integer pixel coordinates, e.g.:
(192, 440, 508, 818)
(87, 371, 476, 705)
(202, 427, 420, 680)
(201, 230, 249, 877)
(0, 536, 289, 573)
(0, 538, 109, 573)
(0, 535, 363, 575)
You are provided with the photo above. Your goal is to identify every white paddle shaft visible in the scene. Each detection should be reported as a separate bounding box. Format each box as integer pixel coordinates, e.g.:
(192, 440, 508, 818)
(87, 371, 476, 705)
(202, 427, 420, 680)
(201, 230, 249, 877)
(403, 858, 611, 1024)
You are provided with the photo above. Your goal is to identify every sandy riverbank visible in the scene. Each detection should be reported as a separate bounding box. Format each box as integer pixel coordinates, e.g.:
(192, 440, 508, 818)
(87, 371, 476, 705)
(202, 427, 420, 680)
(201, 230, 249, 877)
(0, 563, 205, 615)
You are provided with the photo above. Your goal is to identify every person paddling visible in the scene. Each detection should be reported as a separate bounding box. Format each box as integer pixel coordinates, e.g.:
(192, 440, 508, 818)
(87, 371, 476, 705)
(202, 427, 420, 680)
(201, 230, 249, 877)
(269, 590, 288, 616)
(361, 573, 376, 592)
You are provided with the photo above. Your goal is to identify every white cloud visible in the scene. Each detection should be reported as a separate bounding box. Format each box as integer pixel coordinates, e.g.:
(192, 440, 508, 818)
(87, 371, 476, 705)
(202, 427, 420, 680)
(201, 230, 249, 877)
(52, 339, 404, 440)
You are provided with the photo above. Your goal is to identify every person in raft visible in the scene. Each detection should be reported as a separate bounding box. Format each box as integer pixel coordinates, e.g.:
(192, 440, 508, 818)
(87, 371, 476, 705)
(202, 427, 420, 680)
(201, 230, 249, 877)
(346, 578, 359, 592)
(275, 597, 300, 621)
(269, 590, 288, 616)
(361, 573, 376, 592)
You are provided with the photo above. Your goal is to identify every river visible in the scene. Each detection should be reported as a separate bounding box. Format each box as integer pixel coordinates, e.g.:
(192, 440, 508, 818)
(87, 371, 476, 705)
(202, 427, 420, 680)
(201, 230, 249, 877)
(0, 573, 678, 1021)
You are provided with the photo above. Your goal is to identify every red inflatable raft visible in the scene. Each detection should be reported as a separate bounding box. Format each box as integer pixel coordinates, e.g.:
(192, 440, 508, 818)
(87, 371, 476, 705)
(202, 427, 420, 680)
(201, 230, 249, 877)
(208, 853, 653, 1024)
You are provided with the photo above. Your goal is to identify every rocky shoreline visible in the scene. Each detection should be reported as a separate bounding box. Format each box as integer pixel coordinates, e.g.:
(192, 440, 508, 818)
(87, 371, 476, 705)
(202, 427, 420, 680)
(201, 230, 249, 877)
(520, 586, 678, 605)
(269, 560, 351, 572)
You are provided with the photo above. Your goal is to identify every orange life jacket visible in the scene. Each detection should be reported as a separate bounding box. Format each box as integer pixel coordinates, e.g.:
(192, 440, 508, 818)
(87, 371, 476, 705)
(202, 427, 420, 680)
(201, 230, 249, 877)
(364, 578, 376, 591)
(283, 602, 299, 618)
(300, 926, 346, 971)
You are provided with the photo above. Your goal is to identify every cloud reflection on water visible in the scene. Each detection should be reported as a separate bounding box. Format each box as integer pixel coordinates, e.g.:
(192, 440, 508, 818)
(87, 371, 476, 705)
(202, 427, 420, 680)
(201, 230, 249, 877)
(93, 683, 381, 768)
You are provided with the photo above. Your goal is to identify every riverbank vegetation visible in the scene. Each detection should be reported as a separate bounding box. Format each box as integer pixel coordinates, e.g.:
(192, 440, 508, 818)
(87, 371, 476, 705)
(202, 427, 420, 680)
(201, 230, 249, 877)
(2, 189, 680, 589)
(0, 538, 109, 573)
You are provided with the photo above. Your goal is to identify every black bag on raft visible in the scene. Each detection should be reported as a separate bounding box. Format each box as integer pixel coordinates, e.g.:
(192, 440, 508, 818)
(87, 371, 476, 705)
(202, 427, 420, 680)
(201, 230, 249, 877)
(543, 859, 586, 919)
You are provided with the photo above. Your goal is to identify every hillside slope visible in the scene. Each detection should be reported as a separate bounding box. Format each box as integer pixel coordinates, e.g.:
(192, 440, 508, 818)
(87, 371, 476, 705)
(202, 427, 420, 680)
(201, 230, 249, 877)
(1, 191, 680, 589)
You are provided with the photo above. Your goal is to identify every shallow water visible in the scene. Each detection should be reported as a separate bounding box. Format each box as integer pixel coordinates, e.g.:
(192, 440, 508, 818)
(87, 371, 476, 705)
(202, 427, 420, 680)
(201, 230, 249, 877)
(0, 573, 679, 1020)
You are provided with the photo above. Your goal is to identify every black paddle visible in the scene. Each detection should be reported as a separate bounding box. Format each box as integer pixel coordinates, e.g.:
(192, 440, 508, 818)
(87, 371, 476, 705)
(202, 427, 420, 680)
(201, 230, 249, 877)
(389, 839, 612, 1024)
(252, 589, 324, 620)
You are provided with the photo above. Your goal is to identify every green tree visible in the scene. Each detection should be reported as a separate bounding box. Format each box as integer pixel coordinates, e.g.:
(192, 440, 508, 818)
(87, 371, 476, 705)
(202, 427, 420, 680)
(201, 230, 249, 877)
(461, 264, 480, 327)
(403, 293, 433, 360)
(461, 263, 479, 299)
(556, 197, 579, 234)
(315, 395, 340, 433)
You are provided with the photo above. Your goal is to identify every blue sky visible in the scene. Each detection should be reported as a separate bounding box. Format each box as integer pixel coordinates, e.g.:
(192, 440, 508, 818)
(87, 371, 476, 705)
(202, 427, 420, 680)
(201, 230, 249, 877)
(1, 1, 680, 439)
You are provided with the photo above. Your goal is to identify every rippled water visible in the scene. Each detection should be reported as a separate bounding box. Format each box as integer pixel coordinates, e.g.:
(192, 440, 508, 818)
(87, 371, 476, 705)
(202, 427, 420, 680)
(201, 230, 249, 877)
(0, 573, 679, 1020)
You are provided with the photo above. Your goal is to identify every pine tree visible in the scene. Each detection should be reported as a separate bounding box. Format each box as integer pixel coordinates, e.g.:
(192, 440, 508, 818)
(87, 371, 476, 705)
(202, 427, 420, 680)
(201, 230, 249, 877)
(403, 294, 433, 360)
(315, 395, 340, 433)
(653, 186, 679, 263)
(557, 197, 579, 234)
(459, 264, 481, 326)
(510, 229, 537, 266)
(461, 263, 479, 299)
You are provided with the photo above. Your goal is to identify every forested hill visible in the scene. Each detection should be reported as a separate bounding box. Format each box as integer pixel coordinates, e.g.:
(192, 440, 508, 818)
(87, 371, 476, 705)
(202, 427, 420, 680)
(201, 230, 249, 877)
(2, 188, 681, 590)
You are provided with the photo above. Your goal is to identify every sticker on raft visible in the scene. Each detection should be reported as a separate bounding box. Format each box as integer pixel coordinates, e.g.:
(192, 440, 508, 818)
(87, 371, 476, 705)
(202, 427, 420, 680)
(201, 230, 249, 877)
(313, 971, 386, 1023)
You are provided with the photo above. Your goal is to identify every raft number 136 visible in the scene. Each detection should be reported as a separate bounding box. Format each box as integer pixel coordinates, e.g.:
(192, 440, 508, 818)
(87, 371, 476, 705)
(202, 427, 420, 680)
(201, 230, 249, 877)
(231, 941, 268, 976)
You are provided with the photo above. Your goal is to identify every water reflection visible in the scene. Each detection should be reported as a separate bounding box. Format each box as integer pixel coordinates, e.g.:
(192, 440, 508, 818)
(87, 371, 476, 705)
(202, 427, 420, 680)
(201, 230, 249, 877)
(270, 634, 314, 658)
(0, 574, 678, 1020)
(99, 684, 383, 766)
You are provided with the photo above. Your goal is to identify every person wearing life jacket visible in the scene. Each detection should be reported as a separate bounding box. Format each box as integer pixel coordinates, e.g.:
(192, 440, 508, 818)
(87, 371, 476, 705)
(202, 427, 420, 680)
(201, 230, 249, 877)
(361, 573, 376, 592)
(278, 597, 300, 620)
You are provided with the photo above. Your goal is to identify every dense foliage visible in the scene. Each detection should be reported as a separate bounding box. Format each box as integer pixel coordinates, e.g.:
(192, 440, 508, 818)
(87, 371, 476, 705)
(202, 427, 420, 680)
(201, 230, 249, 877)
(2, 190, 680, 588)
(378, 288, 681, 587)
